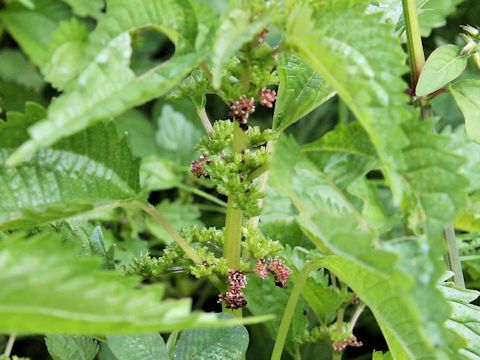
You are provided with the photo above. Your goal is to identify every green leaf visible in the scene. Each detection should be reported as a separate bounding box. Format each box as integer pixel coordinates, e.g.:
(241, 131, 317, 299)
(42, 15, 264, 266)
(173, 313, 249, 360)
(416, 45, 467, 97)
(440, 282, 480, 358)
(7, 0, 204, 165)
(212, 9, 270, 88)
(0, 0, 72, 66)
(450, 80, 480, 143)
(89, 226, 116, 270)
(0, 49, 44, 91)
(41, 17, 89, 90)
(286, 1, 410, 170)
(0, 231, 224, 334)
(107, 334, 168, 360)
(155, 104, 202, 165)
(273, 52, 335, 132)
(419, 0, 463, 37)
(45, 335, 99, 360)
(0, 103, 140, 229)
(62, 0, 104, 18)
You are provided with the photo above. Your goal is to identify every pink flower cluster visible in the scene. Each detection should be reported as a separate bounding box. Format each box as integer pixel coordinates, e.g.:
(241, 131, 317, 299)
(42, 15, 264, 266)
(253, 257, 291, 288)
(218, 269, 248, 309)
(332, 335, 363, 352)
(190, 155, 210, 178)
(257, 27, 269, 46)
(229, 96, 255, 130)
(260, 88, 277, 108)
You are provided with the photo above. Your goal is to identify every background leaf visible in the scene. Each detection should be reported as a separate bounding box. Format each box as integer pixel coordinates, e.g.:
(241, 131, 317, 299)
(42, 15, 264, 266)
(173, 313, 249, 360)
(107, 334, 168, 360)
(45, 335, 98, 360)
(450, 79, 480, 143)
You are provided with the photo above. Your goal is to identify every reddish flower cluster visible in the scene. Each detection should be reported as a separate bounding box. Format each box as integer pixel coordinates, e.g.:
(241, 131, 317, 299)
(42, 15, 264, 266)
(257, 27, 269, 46)
(332, 336, 363, 352)
(260, 88, 277, 108)
(218, 269, 248, 309)
(190, 155, 210, 178)
(229, 96, 255, 130)
(253, 257, 291, 288)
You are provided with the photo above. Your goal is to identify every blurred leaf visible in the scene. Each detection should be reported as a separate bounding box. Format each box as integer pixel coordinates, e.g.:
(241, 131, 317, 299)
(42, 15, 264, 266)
(155, 104, 202, 165)
(0, 103, 140, 229)
(416, 45, 467, 96)
(89, 226, 116, 270)
(450, 80, 480, 143)
(6, 0, 203, 165)
(116, 109, 160, 158)
(0, 0, 72, 66)
(273, 52, 335, 132)
(173, 313, 249, 360)
(140, 156, 180, 191)
(45, 335, 98, 360)
(440, 282, 480, 358)
(107, 334, 168, 360)
(0, 49, 44, 91)
(0, 232, 222, 334)
(419, 0, 463, 37)
(62, 0, 104, 18)
(212, 9, 270, 88)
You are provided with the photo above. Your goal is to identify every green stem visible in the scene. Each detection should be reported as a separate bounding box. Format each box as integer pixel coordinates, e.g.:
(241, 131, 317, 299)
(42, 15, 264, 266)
(271, 261, 318, 360)
(176, 183, 227, 208)
(223, 122, 247, 316)
(224, 122, 247, 270)
(402, 0, 465, 288)
(402, 0, 425, 87)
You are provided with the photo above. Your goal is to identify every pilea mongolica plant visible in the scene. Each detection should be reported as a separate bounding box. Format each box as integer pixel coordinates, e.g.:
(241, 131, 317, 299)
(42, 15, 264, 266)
(1, 0, 480, 359)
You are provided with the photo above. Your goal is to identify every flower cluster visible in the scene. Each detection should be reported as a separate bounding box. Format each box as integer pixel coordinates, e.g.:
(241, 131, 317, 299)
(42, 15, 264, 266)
(332, 335, 363, 352)
(460, 25, 480, 70)
(190, 155, 210, 178)
(229, 96, 255, 130)
(218, 269, 248, 309)
(253, 257, 291, 288)
(257, 27, 269, 46)
(260, 88, 277, 108)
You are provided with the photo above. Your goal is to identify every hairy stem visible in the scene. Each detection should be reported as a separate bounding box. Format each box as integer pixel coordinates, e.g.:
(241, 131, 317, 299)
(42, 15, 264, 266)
(196, 106, 214, 134)
(348, 303, 366, 333)
(250, 141, 273, 228)
(402, 0, 465, 288)
(3, 334, 15, 357)
(271, 261, 318, 360)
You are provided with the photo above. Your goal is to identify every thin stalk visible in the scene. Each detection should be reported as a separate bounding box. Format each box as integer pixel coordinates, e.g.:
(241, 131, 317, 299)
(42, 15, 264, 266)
(176, 183, 227, 208)
(196, 106, 214, 134)
(348, 303, 366, 333)
(3, 334, 15, 357)
(402, 0, 465, 288)
(271, 261, 318, 360)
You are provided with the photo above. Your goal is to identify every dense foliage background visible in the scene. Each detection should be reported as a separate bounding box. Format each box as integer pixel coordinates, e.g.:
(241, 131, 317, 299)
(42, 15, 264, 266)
(1, 0, 480, 359)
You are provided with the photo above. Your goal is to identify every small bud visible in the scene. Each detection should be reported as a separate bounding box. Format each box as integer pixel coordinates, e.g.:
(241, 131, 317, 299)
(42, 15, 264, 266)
(229, 96, 255, 130)
(253, 258, 268, 279)
(473, 52, 480, 71)
(257, 27, 269, 46)
(461, 24, 480, 39)
(191, 155, 210, 178)
(218, 269, 248, 309)
(461, 41, 477, 56)
(260, 88, 277, 108)
(267, 258, 291, 288)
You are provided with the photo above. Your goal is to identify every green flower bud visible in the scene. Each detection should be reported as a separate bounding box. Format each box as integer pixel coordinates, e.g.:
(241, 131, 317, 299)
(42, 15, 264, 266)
(460, 40, 477, 56)
(461, 24, 480, 39)
(473, 52, 480, 71)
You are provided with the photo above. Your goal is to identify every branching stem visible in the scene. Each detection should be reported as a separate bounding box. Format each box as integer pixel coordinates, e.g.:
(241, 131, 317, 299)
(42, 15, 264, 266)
(3, 334, 15, 357)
